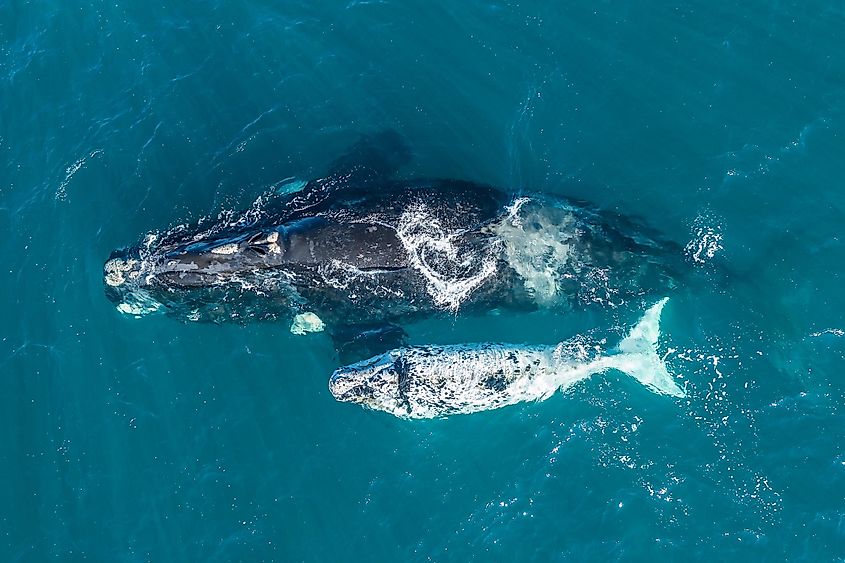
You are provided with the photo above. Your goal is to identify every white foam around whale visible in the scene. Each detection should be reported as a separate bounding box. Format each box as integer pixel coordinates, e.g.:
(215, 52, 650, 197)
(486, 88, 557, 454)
(394, 203, 499, 312)
(685, 214, 723, 265)
(492, 197, 581, 305)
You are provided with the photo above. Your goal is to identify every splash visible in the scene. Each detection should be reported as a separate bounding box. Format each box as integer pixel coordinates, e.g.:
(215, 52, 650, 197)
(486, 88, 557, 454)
(672, 333, 784, 529)
(809, 328, 844, 338)
(394, 203, 498, 312)
(114, 289, 162, 317)
(56, 149, 103, 200)
(491, 198, 579, 305)
(685, 215, 723, 264)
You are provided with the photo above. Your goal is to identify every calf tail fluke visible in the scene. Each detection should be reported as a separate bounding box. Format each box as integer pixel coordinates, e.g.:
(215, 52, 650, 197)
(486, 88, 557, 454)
(615, 298, 685, 397)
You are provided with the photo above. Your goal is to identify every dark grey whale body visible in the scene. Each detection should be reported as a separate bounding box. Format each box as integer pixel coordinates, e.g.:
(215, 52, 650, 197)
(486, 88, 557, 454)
(104, 133, 681, 358)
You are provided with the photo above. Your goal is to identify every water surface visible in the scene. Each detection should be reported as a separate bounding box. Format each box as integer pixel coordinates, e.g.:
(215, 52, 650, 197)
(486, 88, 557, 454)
(2, 1, 844, 560)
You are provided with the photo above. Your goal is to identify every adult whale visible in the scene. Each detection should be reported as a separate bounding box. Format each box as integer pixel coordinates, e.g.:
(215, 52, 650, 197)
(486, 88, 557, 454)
(104, 132, 681, 358)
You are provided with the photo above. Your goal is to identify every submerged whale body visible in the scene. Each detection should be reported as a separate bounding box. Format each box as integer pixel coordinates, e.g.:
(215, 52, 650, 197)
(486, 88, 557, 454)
(104, 133, 681, 357)
(330, 299, 684, 418)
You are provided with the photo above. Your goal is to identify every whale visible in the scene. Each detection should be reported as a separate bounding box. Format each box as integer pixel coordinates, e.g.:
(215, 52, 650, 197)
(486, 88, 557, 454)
(104, 132, 682, 359)
(329, 299, 684, 419)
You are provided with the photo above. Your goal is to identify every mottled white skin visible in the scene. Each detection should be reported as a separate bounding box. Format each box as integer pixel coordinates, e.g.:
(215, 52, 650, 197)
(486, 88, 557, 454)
(331, 340, 621, 418)
(330, 299, 683, 419)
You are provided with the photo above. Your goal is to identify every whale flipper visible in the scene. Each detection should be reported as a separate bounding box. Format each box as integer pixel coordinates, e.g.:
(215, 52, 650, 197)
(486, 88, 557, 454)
(332, 322, 409, 364)
(326, 129, 412, 186)
(277, 130, 412, 216)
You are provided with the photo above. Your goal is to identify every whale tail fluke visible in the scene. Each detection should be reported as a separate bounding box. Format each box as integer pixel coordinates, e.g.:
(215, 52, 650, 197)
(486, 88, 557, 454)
(614, 298, 685, 397)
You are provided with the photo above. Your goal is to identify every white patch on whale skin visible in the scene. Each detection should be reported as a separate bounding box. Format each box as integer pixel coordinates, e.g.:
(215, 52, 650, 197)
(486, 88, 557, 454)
(104, 257, 140, 287)
(401, 345, 566, 419)
(384, 337, 621, 419)
(210, 243, 239, 255)
(394, 203, 499, 312)
(290, 312, 325, 335)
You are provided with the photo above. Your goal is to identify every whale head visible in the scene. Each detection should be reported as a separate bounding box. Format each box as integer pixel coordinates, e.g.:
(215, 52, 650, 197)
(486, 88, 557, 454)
(103, 248, 165, 317)
(329, 351, 407, 415)
(104, 212, 410, 322)
(103, 226, 304, 320)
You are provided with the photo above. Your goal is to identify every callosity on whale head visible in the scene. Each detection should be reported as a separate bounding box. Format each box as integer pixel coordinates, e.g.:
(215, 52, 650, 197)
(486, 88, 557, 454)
(329, 351, 407, 415)
(103, 219, 321, 321)
(104, 248, 161, 317)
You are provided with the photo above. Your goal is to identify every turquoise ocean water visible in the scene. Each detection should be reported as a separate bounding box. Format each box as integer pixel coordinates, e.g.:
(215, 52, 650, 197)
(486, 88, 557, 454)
(3, 1, 845, 560)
